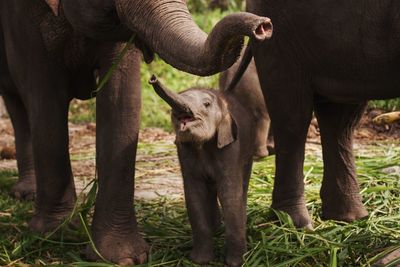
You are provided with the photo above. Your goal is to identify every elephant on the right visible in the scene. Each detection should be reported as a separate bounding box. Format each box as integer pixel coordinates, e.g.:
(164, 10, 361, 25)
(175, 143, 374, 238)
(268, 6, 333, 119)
(247, 0, 400, 263)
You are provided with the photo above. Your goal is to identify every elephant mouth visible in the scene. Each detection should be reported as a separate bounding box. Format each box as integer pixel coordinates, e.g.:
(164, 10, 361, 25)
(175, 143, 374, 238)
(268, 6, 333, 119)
(173, 112, 198, 131)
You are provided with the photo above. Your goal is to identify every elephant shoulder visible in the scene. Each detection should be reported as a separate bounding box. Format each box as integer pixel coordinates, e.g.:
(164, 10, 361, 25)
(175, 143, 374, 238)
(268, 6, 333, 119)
(30, 1, 71, 55)
(29, 1, 94, 71)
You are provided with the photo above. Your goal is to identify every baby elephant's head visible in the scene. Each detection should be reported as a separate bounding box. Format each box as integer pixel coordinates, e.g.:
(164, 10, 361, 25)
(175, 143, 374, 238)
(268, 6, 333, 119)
(149, 75, 236, 148)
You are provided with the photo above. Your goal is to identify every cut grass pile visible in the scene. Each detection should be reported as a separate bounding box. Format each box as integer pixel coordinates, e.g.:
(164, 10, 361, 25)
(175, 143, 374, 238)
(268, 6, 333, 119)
(0, 141, 399, 266)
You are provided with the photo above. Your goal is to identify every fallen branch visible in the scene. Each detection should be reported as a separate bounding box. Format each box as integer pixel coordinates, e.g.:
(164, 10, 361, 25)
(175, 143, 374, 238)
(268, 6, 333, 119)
(372, 111, 400, 125)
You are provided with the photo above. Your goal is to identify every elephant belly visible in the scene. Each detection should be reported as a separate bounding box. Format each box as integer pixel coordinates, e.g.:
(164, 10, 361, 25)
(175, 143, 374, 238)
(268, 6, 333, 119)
(311, 42, 400, 101)
(313, 74, 400, 103)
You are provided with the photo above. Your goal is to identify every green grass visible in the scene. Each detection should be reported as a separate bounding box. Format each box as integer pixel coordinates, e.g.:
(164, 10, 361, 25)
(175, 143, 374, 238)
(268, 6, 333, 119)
(0, 142, 399, 266)
(370, 99, 400, 112)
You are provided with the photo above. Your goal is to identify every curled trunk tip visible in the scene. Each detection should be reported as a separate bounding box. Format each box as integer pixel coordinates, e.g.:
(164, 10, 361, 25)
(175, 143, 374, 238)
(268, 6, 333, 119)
(116, 0, 272, 76)
(149, 74, 158, 85)
(253, 18, 273, 41)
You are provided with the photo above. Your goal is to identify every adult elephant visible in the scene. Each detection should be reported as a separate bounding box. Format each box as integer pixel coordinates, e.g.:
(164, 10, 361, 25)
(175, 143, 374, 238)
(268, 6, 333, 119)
(247, 0, 400, 262)
(0, 0, 272, 265)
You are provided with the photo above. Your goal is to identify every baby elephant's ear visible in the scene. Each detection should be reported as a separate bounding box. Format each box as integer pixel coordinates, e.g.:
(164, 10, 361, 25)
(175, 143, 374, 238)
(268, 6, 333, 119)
(217, 114, 238, 149)
(45, 0, 60, 16)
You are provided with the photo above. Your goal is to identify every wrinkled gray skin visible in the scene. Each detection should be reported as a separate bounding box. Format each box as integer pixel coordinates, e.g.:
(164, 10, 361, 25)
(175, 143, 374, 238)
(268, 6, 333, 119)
(219, 56, 274, 158)
(150, 76, 255, 267)
(247, 0, 400, 264)
(0, 0, 272, 265)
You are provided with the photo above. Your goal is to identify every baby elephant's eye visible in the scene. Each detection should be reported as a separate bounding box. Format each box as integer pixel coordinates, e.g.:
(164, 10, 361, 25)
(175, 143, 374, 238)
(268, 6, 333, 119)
(204, 102, 211, 107)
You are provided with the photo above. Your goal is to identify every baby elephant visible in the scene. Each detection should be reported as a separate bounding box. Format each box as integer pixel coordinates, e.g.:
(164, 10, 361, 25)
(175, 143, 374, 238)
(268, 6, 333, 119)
(150, 75, 255, 267)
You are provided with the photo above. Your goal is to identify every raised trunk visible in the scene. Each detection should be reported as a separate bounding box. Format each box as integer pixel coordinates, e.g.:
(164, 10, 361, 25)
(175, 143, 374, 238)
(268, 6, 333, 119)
(149, 75, 190, 114)
(116, 0, 272, 76)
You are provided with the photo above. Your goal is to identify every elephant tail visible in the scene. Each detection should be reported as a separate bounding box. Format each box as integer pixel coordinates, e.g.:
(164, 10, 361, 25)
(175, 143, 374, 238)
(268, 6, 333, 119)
(223, 42, 253, 93)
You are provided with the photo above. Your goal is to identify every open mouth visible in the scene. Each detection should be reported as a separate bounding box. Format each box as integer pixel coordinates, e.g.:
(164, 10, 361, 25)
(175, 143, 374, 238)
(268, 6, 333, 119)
(174, 112, 196, 131)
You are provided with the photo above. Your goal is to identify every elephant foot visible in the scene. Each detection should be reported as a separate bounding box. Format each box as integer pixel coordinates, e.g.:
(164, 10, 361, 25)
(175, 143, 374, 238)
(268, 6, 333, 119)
(11, 179, 36, 201)
(372, 248, 400, 267)
(86, 229, 148, 266)
(254, 145, 269, 159)
(321, 194, 368, 222)
(28, 209, 74, 234)
(271, 202, 312, 229)
(225, 248, 246, 267)
(225, 257, 243, 267)
(190, 246, 214, 265)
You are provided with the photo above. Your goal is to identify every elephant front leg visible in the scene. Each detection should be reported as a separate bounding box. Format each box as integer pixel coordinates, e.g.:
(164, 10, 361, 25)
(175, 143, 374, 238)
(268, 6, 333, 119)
(2, 93, 36, 201)
(183, 175, 219, 264)
(270, 117, 313, 229)
(218, 177, 247, 267)
(314, 101, 368, 222)
(87, 45, 148, 266)
(262, 91, 313, 228)
(27, 93, 76, 233)
(253, 44, 314, 229)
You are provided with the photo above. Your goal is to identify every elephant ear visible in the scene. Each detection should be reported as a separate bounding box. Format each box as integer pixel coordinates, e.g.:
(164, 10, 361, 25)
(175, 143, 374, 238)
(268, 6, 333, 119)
(217, 113, 237, 149)
(45, 0, 60, 16)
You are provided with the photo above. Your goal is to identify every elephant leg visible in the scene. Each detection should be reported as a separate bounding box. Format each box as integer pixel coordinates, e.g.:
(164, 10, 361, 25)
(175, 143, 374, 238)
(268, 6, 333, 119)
(270, 112, 312, 228)
(254, 111, 270, 158)
(183, 177, 218, 264)
(27, 91, 76, 233)
(218, 175, 247, 267)
(314, 101, 368, 221)
(2, 2, 76, 233)
(2, 92, 36, 200)
(86, 44, 147, 266)
(253, 38, 313, 228)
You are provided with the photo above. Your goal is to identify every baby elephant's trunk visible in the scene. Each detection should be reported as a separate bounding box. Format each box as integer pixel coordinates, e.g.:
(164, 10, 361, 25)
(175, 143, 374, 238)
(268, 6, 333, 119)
(149, 75, 191, 114)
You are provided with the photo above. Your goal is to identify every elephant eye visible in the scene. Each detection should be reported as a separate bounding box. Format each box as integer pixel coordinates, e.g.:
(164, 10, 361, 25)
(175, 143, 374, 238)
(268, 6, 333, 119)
(203, 101, 211, 107)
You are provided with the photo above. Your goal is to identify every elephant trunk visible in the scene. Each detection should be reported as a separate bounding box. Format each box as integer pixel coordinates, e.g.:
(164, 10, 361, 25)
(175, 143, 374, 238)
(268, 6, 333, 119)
(116, 0, 272, 76)
(149, 75, 190, 114)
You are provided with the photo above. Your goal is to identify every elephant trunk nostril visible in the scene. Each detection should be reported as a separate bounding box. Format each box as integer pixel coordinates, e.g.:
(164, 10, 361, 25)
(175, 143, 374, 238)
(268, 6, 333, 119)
(149, 75, 192, 114)
(149, 74, 157, 85)
(253, 19, 273, 41)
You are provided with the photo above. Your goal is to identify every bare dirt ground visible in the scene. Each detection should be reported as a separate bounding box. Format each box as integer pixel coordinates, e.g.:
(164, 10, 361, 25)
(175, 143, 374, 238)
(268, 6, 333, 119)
(0, 118, 184, 199)
(0, 108, 398, 200)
